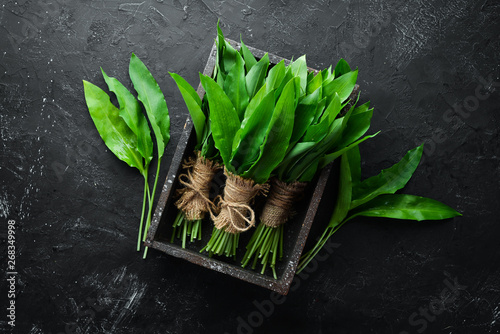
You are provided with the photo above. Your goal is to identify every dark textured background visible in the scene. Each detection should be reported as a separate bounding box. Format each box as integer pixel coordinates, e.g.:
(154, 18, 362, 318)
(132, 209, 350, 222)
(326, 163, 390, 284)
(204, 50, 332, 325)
(1, 0, 499, 333)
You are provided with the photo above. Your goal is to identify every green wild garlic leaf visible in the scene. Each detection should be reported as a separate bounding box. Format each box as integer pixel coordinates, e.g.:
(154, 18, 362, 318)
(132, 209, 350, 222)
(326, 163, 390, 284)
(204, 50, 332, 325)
(129, 53, 170, 158)
(169, 72, 205, 145)
(83, 80, 145, 175)
(200, 74, 240, 169)
(345, 194, 462, 222)
(350, 144, 424, 209)
(101, 68, 153, 166)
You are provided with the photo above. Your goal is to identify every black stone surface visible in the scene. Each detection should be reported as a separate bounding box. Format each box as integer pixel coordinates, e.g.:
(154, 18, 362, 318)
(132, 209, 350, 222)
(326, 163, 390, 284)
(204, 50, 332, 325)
(1, 1, 499, 333)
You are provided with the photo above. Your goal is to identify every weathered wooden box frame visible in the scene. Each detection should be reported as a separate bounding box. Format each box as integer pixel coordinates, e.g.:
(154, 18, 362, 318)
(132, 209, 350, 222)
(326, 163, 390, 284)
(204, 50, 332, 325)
(145, 39, 332, 295)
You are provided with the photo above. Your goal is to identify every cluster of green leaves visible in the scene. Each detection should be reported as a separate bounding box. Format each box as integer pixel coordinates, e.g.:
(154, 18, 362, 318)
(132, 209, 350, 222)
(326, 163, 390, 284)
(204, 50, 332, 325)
(173, 23, 379, 262)
(276, 59, 378, 183)
(202, 32, 302, 184)
(83, 54, 170, 258)
(241, 57, 378, 278)
(297, 144, 462, 272)
(196, 24, 326, 258)
(169, 74, 218, 160)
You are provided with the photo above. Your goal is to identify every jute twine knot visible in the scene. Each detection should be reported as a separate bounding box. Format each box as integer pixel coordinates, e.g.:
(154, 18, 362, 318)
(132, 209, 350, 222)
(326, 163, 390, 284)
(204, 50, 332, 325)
(213, 168, 269, 234)
(260, 178, 308, 228)
(174, 152, 220, 220)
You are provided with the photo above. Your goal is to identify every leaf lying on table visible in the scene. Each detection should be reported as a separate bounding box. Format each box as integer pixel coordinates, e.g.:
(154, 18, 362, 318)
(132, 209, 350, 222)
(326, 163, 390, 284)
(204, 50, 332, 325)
(83, 53, 171, 257)
(345, 194, 462, 222)
(297, 144, 462, 273)
(83, 80, 145, 175)
(350, 144, 423, 209)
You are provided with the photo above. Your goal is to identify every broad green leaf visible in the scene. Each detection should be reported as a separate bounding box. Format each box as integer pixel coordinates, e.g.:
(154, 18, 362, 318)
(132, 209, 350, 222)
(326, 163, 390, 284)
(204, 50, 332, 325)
(215, 21, 224, 77)
(215, 63, 225, 88)
(101, 68, 153, 166)
(266, 60, 286, 93)
(327, 153, 352, 228)
(224, 52, 249, 119)
(318, 96, 359, 155)
(285, 118, 342, 181)
(246, 53, 269, 98)
(306, 71, 323, 96)
(231, 90, 275, 173)
(289, 88, 320, 146)
(240, 83, 269, 129)
(277, 141, 316, 180)
(240, 39, 257, 72)
(83, 80, 145, 175)
(243, 77, 298, 183)
(317, 105, 354, 155)
(302, 114, 329, 143)
(352, 101, 371, 115)
(129, 53, 170, 158)
(275, 66, 294, 101)
(307, 71, 315, 84)
(323, 69, 358, 105)
(312, 97, 327, 124)
(222, 41, 239, 74)
(322, 65, 334, 83)
(290, 55, 308, 96)
(200, 74, 240, 168)
(298, 159, 319, 182)
(286, 95, 357, 182)
(323, 92, 341, 124)
(290, 98, 356, 181)
(351, 144, 424, 209)
(169, 73, 202, 106)
(169, 72, 205, 145)
(216, 23, 238, 75)
(345, 194, 462, 222)
(334, 58, 351, 78)
(332, 108, 373, 150)
(320, 132, 380, 168)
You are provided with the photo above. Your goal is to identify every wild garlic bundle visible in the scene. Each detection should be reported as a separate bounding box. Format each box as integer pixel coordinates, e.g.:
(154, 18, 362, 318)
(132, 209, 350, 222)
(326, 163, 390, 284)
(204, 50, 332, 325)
(83, 54, 170, 258)
(199, 59, 302, 258)
(169, 73, 220, 247)
(167, 22, 266, 248)
(242, 58, 379, 277)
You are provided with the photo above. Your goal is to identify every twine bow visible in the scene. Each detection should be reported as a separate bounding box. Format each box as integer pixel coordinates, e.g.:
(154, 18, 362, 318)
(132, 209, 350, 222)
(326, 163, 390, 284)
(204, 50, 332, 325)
(174, 152, 220, 220)
(212, 168, 269, 234)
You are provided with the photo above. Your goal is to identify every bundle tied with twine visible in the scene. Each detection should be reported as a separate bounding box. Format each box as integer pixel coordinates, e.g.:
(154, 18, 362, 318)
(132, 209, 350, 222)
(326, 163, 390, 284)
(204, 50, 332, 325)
(260, 178, 308, 228)
(175, 151, 220, 220)
(213, 168, 269, 234)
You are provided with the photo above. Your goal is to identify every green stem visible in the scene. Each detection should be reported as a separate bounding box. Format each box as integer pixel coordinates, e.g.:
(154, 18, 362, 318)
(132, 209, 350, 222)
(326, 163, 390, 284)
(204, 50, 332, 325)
(143, 158, 162, 259)
(202, 228, 238, 258)
(137, 175, 149, 251)
(171, 211, 203, 248)
(296, 219, 348, 273)
(242, 222, 283, 279)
